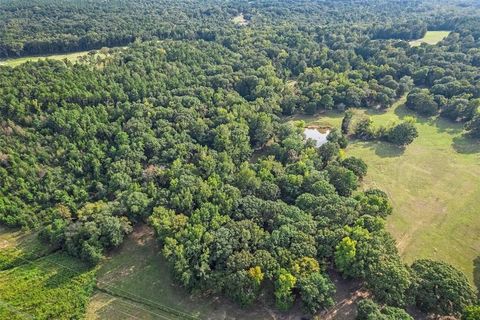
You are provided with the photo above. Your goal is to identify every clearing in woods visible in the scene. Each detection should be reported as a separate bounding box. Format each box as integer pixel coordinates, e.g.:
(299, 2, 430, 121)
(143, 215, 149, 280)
(290, 97, 480, 285)
(0, 51, 91, 67)
(409, 31, 451, 47)
(0, 47, 125, 67)
(232, 13, 249, 26)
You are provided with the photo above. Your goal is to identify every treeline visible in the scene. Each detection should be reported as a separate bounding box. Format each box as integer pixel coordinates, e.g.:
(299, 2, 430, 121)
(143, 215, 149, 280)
(371, 21, 427, 40)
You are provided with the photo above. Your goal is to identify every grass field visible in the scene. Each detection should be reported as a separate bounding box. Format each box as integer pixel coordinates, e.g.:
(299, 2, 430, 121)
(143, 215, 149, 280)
(409, 31, 451, 47)
(294, 99, 480, 285)
(0, 252, 96, 320)
(0, 51, 91, 67)
(0, 46, 126, 67)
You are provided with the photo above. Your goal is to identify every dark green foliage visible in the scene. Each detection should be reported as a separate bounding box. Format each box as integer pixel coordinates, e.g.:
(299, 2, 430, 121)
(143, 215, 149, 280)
(466, 114, 480, 138)
(354, 118, 377, 141)
(410, 259, 478, 316)
(357, 299, 413, 320)
(327, 165, 359, 196)
(41, 202, 132, 264)
(341, 110, 354, 135)
(406, 89, 439, 116)
(366, 256, 412, 307)
(342, 157, 368, 179)
(386, 122, 418, 146)
(327, 128, 349, 149)
(356, 189, 393, 218)
(297, 272, 335, 314)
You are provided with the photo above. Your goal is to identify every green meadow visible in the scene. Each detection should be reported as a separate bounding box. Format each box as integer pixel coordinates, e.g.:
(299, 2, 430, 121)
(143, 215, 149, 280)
(409, 31, 451, 46)
(294, 99, 480, 285)
(0, 51, 91, 67)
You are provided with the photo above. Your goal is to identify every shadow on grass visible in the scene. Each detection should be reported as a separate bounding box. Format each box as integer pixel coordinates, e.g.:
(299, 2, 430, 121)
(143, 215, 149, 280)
(45, 268, 79, 289)
(365, 107, 390, 116)
(453, 135, 480, 154)
(393, 103, 416, 120)
(353, 140, 405, 158)
(474, 256, 480, 294)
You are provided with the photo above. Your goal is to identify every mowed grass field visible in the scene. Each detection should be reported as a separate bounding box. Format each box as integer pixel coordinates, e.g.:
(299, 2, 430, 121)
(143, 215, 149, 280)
(409, 31, 451, 47)
(0, 51, 91, 67)
(297, 98, 480, 285)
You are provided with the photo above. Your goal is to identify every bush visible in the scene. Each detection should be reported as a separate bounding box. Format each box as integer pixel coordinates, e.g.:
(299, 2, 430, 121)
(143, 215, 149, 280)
(406, 89, 439, 116)
(385, 122, 418, 146)
(342, 157, 368, 179)
(354, 118, 377, 140)
(410, 259, 477, 316)
(357, 299, 413, 320)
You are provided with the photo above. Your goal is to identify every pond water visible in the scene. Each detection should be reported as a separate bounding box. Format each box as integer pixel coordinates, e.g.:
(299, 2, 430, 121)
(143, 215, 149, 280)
(304, 128, 331, 147)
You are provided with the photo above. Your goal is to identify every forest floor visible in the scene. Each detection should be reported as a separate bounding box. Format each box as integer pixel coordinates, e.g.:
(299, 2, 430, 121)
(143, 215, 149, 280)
(409, 31, 451, 47)
(291, 97, 480, 286)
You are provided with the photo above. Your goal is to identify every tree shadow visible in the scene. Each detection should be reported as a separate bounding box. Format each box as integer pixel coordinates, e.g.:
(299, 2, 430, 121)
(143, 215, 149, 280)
(474, 256, 480, 294)
(354, 140, 405, 158)
(433, 117, 465, 135)
(365, 107, 390, 116)
(394, 104, 416, 120)
(453, 135, 480, 154)
(44, 265, 83, 289)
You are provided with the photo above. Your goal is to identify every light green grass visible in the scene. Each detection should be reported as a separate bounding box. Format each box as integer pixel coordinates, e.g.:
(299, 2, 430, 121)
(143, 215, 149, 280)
(409, 31, 451, 47)
(0, 252, 96, 320)
(300, 100, 480, 285)
(0, 51, 91, 67)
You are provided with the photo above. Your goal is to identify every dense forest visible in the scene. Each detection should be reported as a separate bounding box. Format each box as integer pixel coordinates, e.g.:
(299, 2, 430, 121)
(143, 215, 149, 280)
(0, 0, 479, 319)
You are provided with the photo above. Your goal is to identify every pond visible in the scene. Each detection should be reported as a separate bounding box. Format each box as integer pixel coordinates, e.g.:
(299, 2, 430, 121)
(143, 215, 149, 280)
(304, 127, 331, 147)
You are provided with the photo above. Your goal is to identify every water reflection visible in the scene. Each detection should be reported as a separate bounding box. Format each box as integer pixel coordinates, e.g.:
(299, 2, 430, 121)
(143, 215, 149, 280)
(304, 127, 331, 147)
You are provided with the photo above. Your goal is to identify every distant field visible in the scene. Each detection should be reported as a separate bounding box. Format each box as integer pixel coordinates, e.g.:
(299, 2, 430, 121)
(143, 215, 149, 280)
(409, 31, 451, 47)
(295, 99, 480, 285)
(0, 51, 91, 67)
(0, 47, 126, 67)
